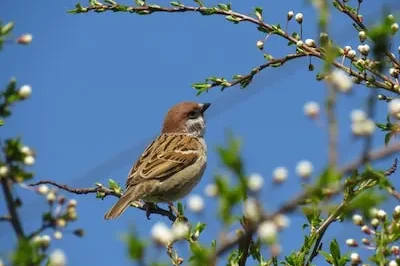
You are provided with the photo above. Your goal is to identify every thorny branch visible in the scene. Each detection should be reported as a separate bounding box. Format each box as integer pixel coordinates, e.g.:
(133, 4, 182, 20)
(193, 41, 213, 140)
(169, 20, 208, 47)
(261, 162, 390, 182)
(28, 180, 178, 222)
(72, 3, 399, 93)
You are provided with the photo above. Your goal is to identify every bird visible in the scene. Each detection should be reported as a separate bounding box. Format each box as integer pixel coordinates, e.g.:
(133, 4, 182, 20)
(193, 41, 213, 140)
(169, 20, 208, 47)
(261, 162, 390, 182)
(104, 101, 211, 220)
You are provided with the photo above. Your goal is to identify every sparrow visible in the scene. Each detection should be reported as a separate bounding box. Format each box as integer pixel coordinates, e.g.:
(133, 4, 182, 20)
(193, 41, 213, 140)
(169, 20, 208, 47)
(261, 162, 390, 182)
(104, 101, 211, 220)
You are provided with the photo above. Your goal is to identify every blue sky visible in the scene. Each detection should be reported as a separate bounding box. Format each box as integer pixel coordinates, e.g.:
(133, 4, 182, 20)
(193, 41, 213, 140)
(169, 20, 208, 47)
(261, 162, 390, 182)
(1, 0, 400, 265)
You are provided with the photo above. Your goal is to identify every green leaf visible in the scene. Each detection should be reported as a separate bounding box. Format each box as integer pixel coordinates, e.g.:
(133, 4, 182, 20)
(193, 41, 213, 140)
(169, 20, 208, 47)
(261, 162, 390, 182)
(177, 201, 184, 215)
(193, 0, 204, 7)
(0, 119, 4, 126)
(108, 178, 122, 193)
(217, 4, 230, 11)
(330, 239, 341, 264)
(254, 7, 263, 20)
(123, 233, 145, 261)
(170, 1, 182, 7)
(104, 0, 117, 4)
(385, 132, 394, 146)
(1, 22, 14, 36)
(135, 0, 145, 6)
(225, 15, 242, 24)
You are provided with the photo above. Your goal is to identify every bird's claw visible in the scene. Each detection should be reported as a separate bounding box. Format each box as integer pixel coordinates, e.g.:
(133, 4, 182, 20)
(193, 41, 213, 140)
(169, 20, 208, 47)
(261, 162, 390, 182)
(144, 202, 155, 220)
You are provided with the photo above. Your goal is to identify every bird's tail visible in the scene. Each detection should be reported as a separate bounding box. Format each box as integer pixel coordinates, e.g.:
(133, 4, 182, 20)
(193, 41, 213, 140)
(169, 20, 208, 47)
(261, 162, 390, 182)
(104, 186, 136, 220)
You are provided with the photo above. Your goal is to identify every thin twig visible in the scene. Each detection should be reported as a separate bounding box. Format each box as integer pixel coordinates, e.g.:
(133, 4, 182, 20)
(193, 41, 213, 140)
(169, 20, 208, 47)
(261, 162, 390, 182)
(0, 215, 11, 222)
(28, 180, 178, 222)
(1, 177, 25, 239)
(326, 84, 338, 167)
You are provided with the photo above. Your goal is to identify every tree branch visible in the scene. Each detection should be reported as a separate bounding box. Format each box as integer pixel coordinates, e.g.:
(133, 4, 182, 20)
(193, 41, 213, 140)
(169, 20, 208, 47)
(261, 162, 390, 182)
(72, 3, 397, 93)
(1, 177, 25, 239)
(28, 180, 177, 222)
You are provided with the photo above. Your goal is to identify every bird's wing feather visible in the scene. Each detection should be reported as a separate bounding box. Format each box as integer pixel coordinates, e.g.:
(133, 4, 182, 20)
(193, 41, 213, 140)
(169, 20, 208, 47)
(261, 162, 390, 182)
(126, 134, 202, 187)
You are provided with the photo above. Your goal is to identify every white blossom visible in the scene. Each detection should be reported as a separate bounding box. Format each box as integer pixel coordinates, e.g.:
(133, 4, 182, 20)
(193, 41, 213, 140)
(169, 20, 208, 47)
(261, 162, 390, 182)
(287, 11, 294, 20)
(331, 69, 353, 93)
(392, 245, 400, 255)
(38, 184, 49, 195)
(389, 99, 400, 116)
(295, 13, 303, 23)
(49, 249, 67, 266)
(18, 85, 32, 99)
(350, 109, 367, 123)
(204, 183, 218, 197)
(305, 39, 316, 47)
(392, 23, 399, 34)
(0, 166, 9, 177)
(247, 173, 264, 192)
(257, 221, 277, 242)
(47, 191, 56, 203)
(389, 260, 398, 266)
(187, 194, 204, 213)
(350, 252, 361, 264)
(346, 238, 358, 247)
(20, 146, 31, 155)
(295, 160, 313, 178)
(256, 40, 264, 50)
(53, 231, 63, 240)
(243, 197, 260, 222)
(272, 167, 288, 183)
(24, 155, 35, 166)
(394, 205, 400, 215)
(274, 214, 290, 230)
(68, 199, 77, 207)
(352, 214, 364, 226)
(377, 209, 387, 221)
(347, 49, 356, 58)
(296, 40, 304, 47)
(303, 101, 320, 118)
(172, 222, 189, 240)
(17, 34, 33, 45)
(151, 222, 173, 245)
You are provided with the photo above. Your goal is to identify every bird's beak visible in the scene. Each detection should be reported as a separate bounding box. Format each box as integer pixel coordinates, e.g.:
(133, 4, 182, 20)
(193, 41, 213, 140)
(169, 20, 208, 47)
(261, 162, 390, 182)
(201, 103, 211, 114)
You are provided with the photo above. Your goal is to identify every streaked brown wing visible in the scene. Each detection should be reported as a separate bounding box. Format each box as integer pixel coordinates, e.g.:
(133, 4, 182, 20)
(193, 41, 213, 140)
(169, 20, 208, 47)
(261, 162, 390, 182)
(126, 134, 201, 187)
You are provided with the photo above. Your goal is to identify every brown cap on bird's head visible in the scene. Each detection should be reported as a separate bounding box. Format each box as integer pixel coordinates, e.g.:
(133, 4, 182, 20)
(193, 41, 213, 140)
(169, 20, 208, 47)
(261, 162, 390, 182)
(161, 102, 211, 134)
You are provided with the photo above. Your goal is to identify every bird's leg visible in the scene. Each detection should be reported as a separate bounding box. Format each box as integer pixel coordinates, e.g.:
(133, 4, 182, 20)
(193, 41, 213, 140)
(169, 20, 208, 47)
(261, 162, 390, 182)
(143, 202, 156, 220)
(167, 201, 174, 213)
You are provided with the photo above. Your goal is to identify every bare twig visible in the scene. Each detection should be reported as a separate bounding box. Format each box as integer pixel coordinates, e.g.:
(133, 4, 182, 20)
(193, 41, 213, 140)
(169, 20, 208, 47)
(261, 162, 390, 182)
(0, 215, 11, 222)
(28, 180, 178, 222)
(1, 177, 25, 239)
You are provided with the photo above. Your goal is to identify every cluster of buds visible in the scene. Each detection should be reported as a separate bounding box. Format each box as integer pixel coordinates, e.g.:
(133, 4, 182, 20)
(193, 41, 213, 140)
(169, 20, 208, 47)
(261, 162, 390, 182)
(350, 109, 375, 137)
(346, 207, 400, 265)
(357, 44, 370, 57)
(150, 220, 190, 246)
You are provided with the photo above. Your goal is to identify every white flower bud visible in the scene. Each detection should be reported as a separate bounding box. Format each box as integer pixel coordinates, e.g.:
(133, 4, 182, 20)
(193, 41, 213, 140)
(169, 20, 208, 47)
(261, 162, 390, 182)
(41, 235, 51, 248)
(370, 218, 380, 228)
(350, 252, 361, 264)
(377, 209, 387, 221)
(20, 146, 32, 155)
(243, 197, 260, 222)
(257, 221, 277, 242)
(346, 238, 358, 247)
(392, 23, 399, 34)
(49, 249, 67, 266)
(24, 155, 35, 166)
(32, 235, 42, 244)
(343, 46, 351, 54)
(204, 183, 218, 197)
(389, 261, 399, 266)
(272, 167, 288, 183)
(53, 231, 63, 240)
(248, 173, 264, 192)
(358, 31, 367, 42)
(394, 205, 400, 216)
(303, 101, 320, 118)
(361, 238, 371, 246)
(296, 40, 304, 47)
(19, 85, 32, 99)
(388, 14, 395, 21)
(331, 69, 352, 93)
(37, 184, 49, 195)
(47, 191, 56, 203)
(350, 110, 366, 123)
(172, 222, 189, 240)
(352, 214, 364, 226)
(361, 225, 371, 235)
(56, 219, 66, 228)
(305, 39, 316, 47)
(389, 99, 400, 116)
(347, 49, 356, 59)
(0, 166, 9, 177)
(151, 222, 173, 245)
(187, 194, 204, 213)
(256, 40, 264, 50)
(295, 13, 303, 23)
(16, 34, 33, 45)
(68, 199, 77, 207)
(295, 160, 313, 178)
(287, 11, 294, 20)
(274, 214, 290, 230)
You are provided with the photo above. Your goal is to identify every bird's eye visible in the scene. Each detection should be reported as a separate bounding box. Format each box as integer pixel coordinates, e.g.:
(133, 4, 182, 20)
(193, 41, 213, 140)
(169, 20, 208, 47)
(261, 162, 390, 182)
(188, 111, 197, 119)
